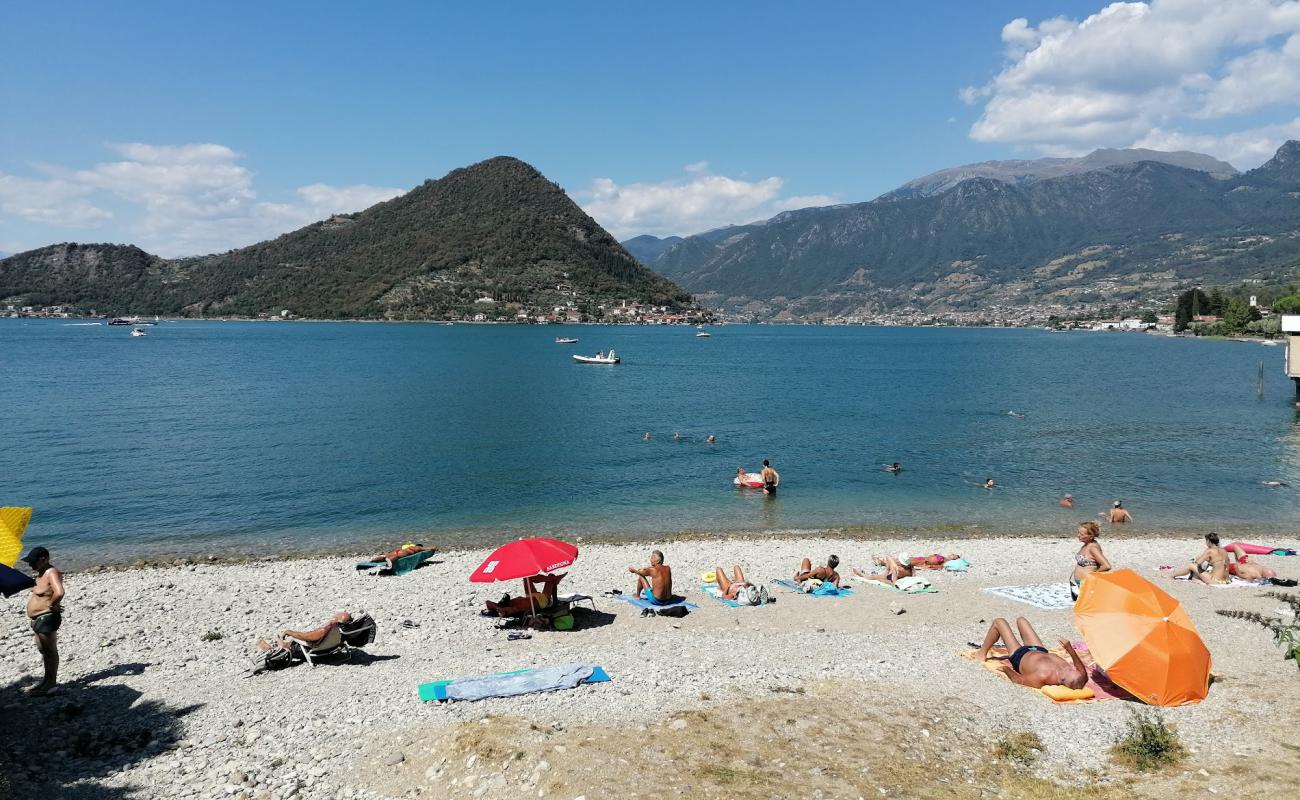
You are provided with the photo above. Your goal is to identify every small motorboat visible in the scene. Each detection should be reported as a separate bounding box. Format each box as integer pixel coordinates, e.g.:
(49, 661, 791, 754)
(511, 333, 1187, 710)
(574, 350, 620, 364)
(555, 337, 579, 344)
(695, 331, 711, 337)
(130, 328, 148, 337)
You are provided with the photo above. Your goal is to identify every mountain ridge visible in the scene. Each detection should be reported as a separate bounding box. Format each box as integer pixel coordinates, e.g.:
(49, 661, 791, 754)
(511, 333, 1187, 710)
(647, 142, 1300, 320)
(1, 157, 701, 320)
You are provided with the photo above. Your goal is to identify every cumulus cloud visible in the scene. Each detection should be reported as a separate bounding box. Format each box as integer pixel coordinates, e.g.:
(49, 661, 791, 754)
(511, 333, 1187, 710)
(965, 0, 1300, 166)
(0, 143, 405, 256)
(578, 164, 838, 238)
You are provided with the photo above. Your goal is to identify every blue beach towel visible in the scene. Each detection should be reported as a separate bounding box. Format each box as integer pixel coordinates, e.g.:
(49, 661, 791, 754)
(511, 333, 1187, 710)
(700, 585, 742, 607)
(419, 664, 610, 703)
(612, 593, 697, 611)
(771, 578, 855, 598)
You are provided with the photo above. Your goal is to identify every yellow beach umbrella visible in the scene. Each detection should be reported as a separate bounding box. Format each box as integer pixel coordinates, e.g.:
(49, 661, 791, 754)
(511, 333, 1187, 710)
(0, 507, 33, 567)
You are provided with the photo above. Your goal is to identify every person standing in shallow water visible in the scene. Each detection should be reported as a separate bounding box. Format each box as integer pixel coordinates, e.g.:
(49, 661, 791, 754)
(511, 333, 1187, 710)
(761, 460, 780, 495)
(24, 546, 64, 695)
(1108, 501, 1132, 524)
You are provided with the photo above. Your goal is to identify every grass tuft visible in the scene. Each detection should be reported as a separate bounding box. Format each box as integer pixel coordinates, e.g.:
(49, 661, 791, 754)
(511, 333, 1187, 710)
(993, 731, 1043, 767)
(1110, 710, 1186, 771)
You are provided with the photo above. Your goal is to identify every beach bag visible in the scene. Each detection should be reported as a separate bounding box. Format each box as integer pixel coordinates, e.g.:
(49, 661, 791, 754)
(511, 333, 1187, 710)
(552, 611, 575, 630)
(254, 644, 299, 673)
(895, 575, 931, 593)
(735, 586, 761, 606)
(656, 605, 688, 618)
(340, 614, 377, 648)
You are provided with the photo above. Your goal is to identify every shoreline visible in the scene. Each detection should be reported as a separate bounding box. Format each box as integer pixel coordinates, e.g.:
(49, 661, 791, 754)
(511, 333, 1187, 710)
(47, 519, 1300, 572)
(4, 534, 1298, 799)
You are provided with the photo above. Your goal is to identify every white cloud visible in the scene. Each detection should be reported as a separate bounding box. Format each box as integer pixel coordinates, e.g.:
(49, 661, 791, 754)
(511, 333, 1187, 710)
(966, 0, 1300, 167)
(578, 163, 839, 238)
(1133, 116, 1300, 165)
(0, 143, 405, 256)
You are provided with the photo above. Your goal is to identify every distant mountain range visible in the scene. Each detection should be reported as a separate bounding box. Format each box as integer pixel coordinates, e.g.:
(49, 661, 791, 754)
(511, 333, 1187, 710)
(0, 157, 698, 319)
(626, 144, 1300, 319)
(878, 148, 1238, 201)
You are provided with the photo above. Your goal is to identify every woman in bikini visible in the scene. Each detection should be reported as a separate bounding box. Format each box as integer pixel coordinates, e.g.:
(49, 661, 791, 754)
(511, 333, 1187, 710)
(1166, 532, 1230, 584)
(1070, 521, 1111, 600)
(976, 617, 1088, 689)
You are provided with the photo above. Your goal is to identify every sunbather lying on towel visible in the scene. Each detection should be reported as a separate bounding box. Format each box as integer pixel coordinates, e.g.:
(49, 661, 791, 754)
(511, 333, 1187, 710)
(1227, 544, 1278, 582)
(976, 616, 1087, 690)
(485, 573, 566, 617)
(793, 555, 844, 589)
(257, 611, 352, 653)
(712, 564, 768, 605)
(852, 551, 913, 583)
(372, 543, 436, 570)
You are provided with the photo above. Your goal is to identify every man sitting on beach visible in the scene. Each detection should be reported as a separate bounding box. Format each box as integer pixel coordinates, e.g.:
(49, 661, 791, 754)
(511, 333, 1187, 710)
(712, 565, 766, 605)
(629, 550, 673, 604)
(793, 555, 843, 589)
(372, 543, 436, 570)
(852, 551, 913, 583)
(257, 611, 352, 653)
(485, 573, 567, 617)
(976, 616, 1088, 690)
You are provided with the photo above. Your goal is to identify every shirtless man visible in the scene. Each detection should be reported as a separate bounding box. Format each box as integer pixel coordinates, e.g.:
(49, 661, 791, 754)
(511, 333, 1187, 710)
(257, 611, 352, 652)
(1059, 493, 1073, 508)
(761, 460, 780, 495)
(1166, 533, 1230, 584)
(373, 543, 436, 570)
(976, 616, 1088, 689)
(629, 550, 673, 604)
(23, 547, 64, 695)
(1108, 501, 1132, 524)
(793, 555, 843, 588)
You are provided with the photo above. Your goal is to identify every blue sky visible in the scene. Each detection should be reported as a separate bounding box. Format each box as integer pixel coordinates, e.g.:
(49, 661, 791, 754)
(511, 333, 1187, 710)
(4, 0, 1300, 255)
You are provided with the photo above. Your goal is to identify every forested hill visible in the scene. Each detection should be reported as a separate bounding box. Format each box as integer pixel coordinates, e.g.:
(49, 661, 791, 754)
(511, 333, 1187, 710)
(645, 141, 1300, 319)
(0, 157, 698, 319)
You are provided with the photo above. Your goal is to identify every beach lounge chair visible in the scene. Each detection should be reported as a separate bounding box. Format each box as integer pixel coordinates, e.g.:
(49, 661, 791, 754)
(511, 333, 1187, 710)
(288, 614, 378, 666)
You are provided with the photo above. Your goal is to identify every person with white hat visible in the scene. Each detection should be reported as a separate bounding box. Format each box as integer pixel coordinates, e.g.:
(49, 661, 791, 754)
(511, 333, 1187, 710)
(852, 550, 914, 584)
(1107, 500, 1133, 524)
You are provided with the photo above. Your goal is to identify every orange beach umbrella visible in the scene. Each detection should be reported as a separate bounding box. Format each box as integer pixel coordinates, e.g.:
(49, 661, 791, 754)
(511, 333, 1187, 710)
(1074, 568, 1211, 706)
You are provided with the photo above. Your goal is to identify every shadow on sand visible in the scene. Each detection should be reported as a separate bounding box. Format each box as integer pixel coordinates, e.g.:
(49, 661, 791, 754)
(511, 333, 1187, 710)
(0, 663, 201, 799)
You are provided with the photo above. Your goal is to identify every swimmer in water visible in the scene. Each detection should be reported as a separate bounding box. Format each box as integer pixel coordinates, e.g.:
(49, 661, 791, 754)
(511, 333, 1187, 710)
(643, 432, 651, 441)
(673, 432, 682, 440)
(1059, 493, 1073, 508)
(884, 462, 902, 474)
(984, 478, 996, 490)
(1107, 501, 1132, 524)
(706, 434, 716, 444)
(1008, 410, 1025, 418)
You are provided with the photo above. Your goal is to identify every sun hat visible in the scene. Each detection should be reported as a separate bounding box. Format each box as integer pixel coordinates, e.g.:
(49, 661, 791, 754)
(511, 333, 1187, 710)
(896, 551, 911, 566)
(22, 546, 49, 566)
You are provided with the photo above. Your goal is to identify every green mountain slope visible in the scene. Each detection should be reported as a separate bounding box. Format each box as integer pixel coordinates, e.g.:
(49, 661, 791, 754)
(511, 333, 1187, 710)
(0, 157, 696, 319)
(650, 142, 1300, 318)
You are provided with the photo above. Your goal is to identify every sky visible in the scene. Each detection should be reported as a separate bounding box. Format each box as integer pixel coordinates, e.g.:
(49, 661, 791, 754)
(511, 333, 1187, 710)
(5, 0, 1300, 256)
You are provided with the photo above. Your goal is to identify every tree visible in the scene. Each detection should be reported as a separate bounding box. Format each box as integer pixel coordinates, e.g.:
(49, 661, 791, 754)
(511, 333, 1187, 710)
(1174, 288, 1210, 332)
(1207, 288, 1226, 316)
(1141, 310, 1158, 324)
(1273, 295, 1300, 314)
(1222, 297, 1251, 332)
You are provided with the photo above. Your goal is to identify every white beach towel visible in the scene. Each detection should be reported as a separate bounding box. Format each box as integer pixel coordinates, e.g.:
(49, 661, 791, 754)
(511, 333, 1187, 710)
(983, 583, 1074, 610)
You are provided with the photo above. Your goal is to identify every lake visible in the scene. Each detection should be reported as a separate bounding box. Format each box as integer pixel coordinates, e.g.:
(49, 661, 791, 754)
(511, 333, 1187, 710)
(4, 319, 1298, 565)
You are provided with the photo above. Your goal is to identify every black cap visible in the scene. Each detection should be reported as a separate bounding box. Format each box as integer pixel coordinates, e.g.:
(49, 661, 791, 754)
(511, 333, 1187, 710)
(22, 546, 49, 565)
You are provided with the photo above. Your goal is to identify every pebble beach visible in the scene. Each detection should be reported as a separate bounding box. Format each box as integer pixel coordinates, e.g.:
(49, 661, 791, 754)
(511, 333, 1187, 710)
(3, 533, 1299, 800)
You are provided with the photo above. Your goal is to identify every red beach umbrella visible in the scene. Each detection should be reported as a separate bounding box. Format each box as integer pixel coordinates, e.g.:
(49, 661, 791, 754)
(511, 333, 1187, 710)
(469, 537, 579, 583)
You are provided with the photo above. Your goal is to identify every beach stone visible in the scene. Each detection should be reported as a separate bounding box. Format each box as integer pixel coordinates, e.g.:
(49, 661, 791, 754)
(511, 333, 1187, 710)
(669, 719, 687, 731)
(382, 753, 404, 766)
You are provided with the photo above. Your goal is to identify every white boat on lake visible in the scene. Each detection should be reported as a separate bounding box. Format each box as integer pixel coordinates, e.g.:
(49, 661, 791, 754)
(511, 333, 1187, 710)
(130, 328, 148, 337)
(573, 350, 619, 364)
(555, 337, 579, 344)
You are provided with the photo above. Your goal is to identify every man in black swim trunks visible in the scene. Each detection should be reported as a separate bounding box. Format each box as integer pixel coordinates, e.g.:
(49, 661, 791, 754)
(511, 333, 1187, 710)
(761, 460, 779, 495)
(976, 616, 1086, 689)
(24, 546, 64, 695)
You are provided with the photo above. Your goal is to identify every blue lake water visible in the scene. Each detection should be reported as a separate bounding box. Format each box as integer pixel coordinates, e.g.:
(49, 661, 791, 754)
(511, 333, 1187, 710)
(4, 319, 1299, 565)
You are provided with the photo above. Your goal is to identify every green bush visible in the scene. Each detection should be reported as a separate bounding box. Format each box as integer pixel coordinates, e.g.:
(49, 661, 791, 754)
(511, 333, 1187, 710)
(1111, 711, 1186, 771)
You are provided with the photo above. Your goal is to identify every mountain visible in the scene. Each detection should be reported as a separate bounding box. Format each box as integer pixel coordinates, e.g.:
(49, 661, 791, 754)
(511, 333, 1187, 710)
(879, 148, 1238, 201)
(0, 157, 698, 319)
(621, 234, 684, 265)
(650, 142, 1300, 319)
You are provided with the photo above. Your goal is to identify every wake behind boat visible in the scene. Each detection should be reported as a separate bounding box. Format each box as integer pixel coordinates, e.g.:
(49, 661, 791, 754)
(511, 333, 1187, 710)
(573, 349, 619, 364)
